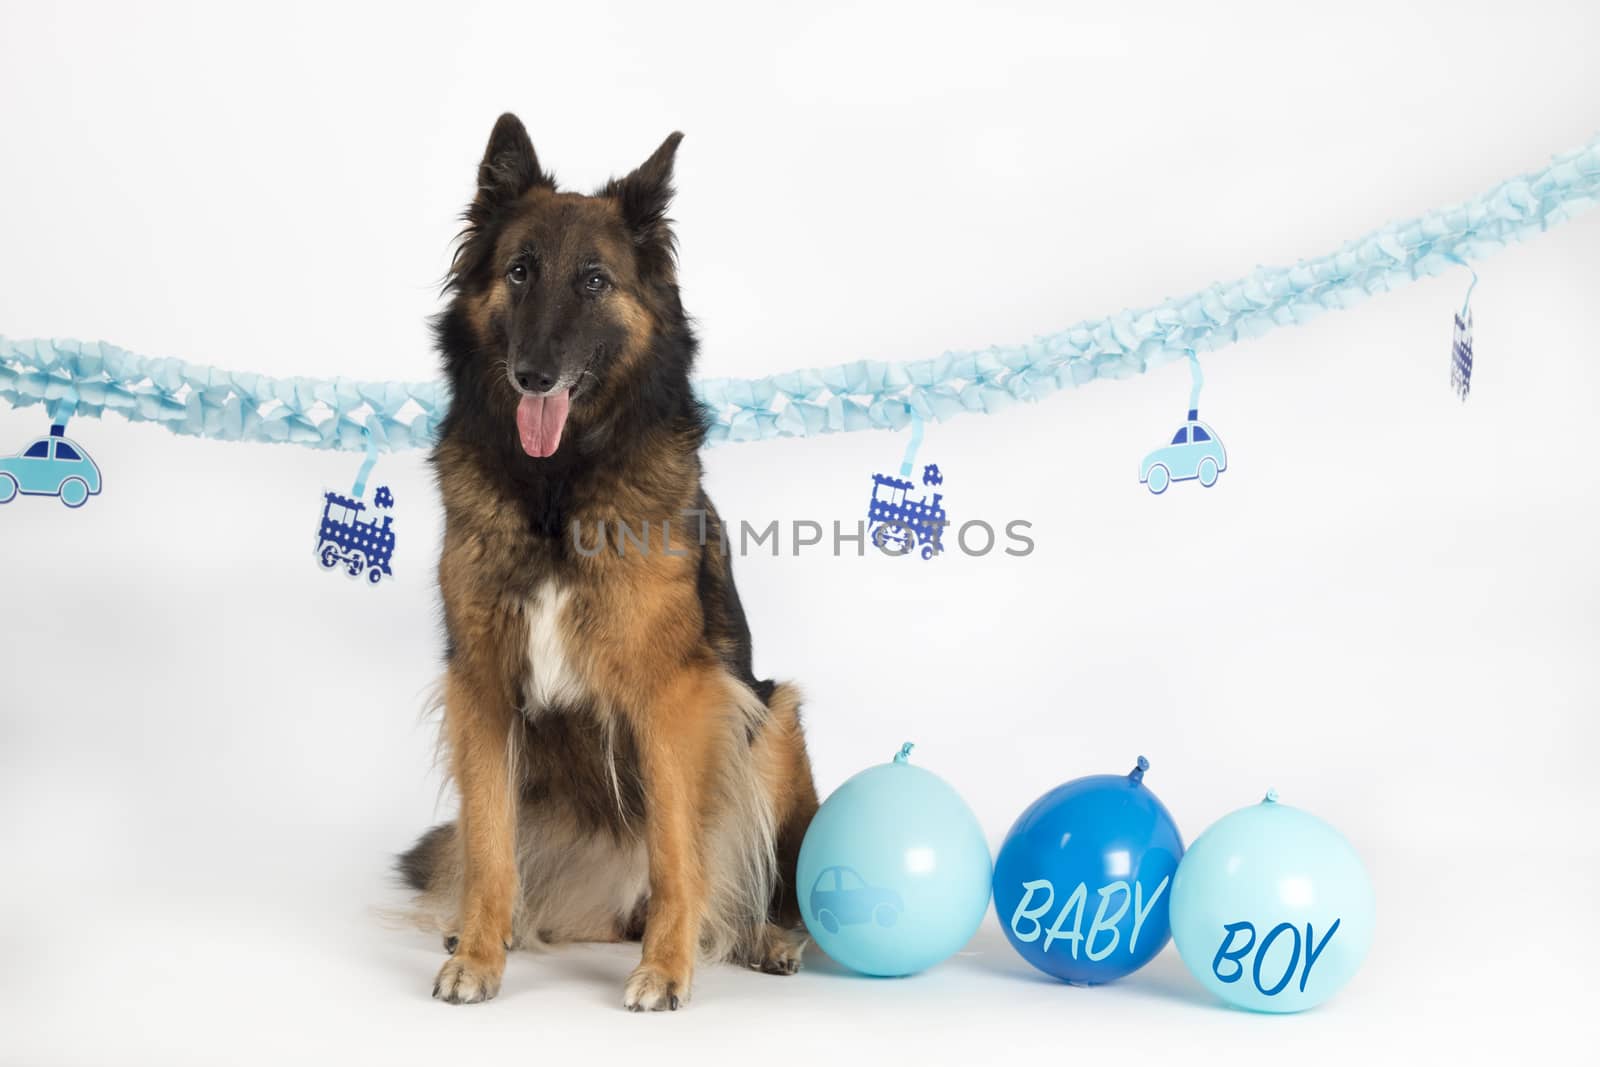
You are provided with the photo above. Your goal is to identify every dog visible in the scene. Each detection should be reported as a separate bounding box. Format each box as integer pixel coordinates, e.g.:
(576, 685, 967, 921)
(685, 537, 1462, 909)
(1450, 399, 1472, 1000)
(398, 113, 820, 1012)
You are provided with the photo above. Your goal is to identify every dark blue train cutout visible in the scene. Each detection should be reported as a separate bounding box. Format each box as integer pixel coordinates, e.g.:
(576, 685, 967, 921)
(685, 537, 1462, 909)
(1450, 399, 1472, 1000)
(316, 487, 396, 585)
(867, 463, 946, 561)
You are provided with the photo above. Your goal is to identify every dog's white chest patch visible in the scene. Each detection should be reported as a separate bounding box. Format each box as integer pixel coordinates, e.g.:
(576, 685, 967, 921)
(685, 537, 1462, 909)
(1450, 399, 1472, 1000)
(523, 582, 585, 713)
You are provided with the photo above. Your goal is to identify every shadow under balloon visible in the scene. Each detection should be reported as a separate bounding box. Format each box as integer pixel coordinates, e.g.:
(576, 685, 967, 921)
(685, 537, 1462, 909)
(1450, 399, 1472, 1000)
(954, 925, 1223, 1010)
(798, 940, 876, 980)
(1104, 947, 1229, 1010)
(792, 914, 1032, 983)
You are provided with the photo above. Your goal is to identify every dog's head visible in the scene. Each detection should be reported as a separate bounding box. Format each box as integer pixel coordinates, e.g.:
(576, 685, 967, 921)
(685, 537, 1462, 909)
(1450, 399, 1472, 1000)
(445, 113, 685, 459)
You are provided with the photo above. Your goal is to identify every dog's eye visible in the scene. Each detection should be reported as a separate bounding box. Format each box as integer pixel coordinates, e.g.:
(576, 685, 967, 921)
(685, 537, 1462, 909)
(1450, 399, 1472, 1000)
(507, 263, 529, 285)
(583, 271, 609, 294)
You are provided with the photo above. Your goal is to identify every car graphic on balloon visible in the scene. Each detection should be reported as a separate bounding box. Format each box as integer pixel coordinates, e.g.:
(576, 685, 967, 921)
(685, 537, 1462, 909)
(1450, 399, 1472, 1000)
(808, 866, 904, 933)
(1139, 408, 1226, 494)
(0, 425, 102, 507)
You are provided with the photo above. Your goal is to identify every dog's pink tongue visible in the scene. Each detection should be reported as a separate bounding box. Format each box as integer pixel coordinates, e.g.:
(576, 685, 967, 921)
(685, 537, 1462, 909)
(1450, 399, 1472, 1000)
(515, 390, 570, 458)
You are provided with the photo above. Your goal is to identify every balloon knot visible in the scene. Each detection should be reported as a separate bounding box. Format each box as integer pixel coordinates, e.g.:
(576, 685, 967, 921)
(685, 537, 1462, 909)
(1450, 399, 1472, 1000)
(895, 742, 915, 764)
(1264, 788, 1280, 804)
(1130, 755, 1149, 783)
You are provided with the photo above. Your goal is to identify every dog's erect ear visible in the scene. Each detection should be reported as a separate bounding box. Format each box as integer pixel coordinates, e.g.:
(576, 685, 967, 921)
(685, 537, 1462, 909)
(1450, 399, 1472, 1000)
(474, 113, 553, 214)
(608, 132, 684, 254)
(448, 114, 554, 287)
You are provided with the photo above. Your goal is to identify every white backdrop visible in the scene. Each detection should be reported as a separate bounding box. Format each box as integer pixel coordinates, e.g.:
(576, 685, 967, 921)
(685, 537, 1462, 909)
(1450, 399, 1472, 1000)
(3, 1, 1597, 1063)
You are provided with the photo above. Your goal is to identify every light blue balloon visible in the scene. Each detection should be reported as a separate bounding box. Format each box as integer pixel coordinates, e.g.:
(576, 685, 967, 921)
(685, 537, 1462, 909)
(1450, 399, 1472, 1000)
(1170, 791, 1374, 1013)
(797, 743, 992, 977)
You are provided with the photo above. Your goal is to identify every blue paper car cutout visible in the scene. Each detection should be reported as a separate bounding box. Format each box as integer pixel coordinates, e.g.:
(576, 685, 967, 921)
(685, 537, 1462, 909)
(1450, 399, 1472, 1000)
(0, 425, 102, 507)
(1139, 409, 1226, 494)
(808, 866, 904, 934)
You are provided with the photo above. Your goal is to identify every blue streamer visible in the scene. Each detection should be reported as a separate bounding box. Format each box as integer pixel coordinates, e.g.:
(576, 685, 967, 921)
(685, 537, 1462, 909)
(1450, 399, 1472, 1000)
(350, 431, 380, 499)
(49, 393, 77, 429)
(898, 412, 925, 477)
(1443, 253, 1480, 317)
(3, 135, 1597, 453)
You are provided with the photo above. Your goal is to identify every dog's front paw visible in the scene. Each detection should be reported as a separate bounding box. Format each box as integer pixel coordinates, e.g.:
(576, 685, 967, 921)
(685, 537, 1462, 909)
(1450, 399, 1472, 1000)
(622, 963, 688, 1012)
(433, 953, 502, 1005)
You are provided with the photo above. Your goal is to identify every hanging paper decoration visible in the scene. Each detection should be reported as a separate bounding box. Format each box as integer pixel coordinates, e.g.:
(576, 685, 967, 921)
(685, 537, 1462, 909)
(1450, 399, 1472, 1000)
(864, 412, 947, 560)
(9, 135, 1594, 453)
(1450, 312, 1473, 401)
(1450, 263, 1478, 402)
(1139, 353, 1227, 494)
(0, 398, 102, 508)
(314, 433, 396, 585)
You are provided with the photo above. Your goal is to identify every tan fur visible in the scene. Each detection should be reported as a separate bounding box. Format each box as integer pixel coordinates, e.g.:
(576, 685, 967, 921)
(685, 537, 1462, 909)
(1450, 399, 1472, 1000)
(415, 444, 816, 1008)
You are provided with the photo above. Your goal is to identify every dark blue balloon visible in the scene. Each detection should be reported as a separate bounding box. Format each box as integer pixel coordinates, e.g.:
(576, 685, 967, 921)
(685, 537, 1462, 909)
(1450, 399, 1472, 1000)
(993, 757, 1184, 984)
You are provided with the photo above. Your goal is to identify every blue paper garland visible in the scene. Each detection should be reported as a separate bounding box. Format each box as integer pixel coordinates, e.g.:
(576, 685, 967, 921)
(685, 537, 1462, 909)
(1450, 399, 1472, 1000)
(2, 135, 1596, 454)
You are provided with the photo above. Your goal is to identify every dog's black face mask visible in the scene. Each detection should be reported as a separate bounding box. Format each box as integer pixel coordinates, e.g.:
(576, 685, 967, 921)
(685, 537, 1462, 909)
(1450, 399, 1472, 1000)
(449, 113, 684, 459)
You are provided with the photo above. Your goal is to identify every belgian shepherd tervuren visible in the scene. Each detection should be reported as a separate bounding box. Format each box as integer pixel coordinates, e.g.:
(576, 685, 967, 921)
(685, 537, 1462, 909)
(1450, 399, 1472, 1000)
(399, 113, 819, 1012)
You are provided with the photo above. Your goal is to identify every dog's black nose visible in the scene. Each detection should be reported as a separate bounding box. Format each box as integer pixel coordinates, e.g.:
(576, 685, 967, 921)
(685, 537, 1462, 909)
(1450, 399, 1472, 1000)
(515, 368, 557, 394)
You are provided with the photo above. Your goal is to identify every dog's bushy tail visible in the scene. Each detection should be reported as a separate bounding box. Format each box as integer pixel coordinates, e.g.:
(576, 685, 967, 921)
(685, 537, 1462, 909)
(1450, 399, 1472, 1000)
(397, 822, 454, 895)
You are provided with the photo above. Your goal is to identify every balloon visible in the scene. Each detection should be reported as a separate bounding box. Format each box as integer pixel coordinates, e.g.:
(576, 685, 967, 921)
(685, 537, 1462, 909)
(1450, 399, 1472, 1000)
(796, 743, 991, 977)
(993, 756, 1183, 984)
(1169, 790, 1374, 1013)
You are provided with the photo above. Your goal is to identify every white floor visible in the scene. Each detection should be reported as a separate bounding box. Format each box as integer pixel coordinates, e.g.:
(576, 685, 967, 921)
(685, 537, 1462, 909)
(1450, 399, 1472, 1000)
(5, 840, 1589, 1065)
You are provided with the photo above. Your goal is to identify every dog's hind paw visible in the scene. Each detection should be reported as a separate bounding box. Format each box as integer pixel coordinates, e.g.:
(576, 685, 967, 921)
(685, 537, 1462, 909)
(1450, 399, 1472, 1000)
(752, 924, 807, 976)
(432, 954, 502, 1005)
(622, 964, 688, 1012)
(759, 951, 803, 976)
